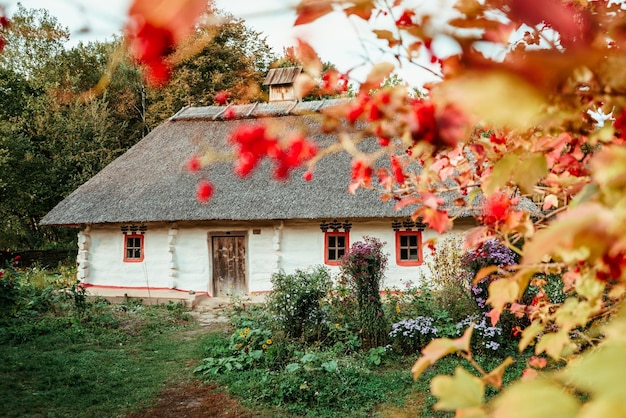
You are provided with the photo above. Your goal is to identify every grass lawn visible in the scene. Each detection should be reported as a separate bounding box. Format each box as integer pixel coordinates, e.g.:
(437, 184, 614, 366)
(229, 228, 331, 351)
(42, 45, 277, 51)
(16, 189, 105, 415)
(0, 300, 206, 418)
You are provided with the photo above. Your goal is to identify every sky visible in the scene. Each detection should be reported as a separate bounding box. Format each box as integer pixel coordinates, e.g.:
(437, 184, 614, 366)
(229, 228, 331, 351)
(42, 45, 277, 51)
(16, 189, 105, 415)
(5, 0, 448, 87)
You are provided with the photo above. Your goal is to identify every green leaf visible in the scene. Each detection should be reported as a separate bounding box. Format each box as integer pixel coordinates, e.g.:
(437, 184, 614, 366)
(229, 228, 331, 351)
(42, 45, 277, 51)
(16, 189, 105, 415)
(321, 360, 338, 373)
(286, 363, 301, 373)
(512, 153, 547, 194)
(431, 366, 485, 411)
(492, 378, 580, 418)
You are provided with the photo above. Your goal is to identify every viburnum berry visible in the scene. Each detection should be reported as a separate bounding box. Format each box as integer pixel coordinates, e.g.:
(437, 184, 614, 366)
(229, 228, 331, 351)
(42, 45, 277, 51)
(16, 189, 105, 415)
(214, 90, 229, 105)
(303, 170, 314, 181)
(390, 156, 406, 184)
(186, 155, 201, 172)
(378, 136, 390, 147)
(196, 179, 214, 203)
(126, 21, 175, 86)
(396, 9, 415, 27)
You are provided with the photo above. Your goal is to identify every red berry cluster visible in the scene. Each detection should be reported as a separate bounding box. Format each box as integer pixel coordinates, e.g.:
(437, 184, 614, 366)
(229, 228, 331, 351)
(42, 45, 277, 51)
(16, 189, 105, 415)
(481, 192, 518, 227)
(229, 124, 317, 181)
(320, 69, 349, 95)
(126, 20, 174, 86)
(408, 99, 466, 151)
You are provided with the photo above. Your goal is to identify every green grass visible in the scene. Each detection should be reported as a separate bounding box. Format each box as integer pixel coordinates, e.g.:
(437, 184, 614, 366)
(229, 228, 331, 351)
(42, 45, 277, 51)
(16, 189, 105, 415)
(0, 302, 202, 418)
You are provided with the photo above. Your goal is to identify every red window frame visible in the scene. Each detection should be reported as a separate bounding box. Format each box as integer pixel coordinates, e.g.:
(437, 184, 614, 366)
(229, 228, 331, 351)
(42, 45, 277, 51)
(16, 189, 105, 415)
(123, 234, 144, 262)
(324, 231, 349, 266)
(395, 230, 423, 266)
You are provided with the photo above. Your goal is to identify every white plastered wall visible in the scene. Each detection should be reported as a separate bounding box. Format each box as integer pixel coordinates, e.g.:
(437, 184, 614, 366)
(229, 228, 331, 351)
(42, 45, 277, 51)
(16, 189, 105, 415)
(82, 218, 474, 295)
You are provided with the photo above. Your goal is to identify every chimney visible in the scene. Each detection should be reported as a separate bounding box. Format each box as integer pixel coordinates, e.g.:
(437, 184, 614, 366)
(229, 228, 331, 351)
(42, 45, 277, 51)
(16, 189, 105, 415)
(263, 67, 302, 102)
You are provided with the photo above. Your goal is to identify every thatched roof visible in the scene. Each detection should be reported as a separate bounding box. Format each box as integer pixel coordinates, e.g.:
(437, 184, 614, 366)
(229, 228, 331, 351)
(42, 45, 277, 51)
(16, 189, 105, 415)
(41, 98, 538, 227)
(41, 99, 411, 226)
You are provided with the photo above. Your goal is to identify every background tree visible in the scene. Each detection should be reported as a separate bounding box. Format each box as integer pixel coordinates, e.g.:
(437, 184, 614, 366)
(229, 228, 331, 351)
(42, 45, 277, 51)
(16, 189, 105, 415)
(144, 7, 276, 128)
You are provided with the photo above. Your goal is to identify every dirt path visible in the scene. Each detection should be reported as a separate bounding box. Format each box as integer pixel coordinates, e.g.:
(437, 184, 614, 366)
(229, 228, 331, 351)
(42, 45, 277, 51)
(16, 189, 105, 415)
(127, 304, 264, 418)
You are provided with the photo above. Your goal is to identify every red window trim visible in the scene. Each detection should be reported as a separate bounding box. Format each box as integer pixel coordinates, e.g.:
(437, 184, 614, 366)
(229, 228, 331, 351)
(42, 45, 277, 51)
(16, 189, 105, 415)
(324, 231, 349, 266)
(395, 230, 423, 266)
(123, 234, 144, 263)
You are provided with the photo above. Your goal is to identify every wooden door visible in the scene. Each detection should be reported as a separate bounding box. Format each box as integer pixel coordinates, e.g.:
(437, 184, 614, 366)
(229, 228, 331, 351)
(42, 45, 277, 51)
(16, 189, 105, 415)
(211, 235, 247, 297)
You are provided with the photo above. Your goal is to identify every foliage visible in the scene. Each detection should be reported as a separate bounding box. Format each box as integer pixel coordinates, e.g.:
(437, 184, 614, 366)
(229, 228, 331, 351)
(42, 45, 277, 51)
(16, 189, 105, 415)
(265, 266, 333, 340)
(340, 236, 389, 349)
(460, 239, 520, 312)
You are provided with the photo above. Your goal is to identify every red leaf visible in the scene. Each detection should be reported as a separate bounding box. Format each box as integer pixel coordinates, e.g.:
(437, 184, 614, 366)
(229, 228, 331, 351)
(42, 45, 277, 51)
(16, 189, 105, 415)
(295, 0, 334, 26)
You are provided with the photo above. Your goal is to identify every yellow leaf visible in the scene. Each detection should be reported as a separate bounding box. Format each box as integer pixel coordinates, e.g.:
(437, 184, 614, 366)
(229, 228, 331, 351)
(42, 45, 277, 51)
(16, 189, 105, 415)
(575, 273, 605, 303)
(542, 194, 559, 211)
(491, 378, 580, 418)
(519, 321, 544, 352)
(535, 330, 572, 360)
(432, 71, 546, 129)
(483, 357, 515, 389)
(411, 326, 473, 380)
(431, 367, 485, 411)
(472, 266, 500, 286)
(487, 278, 519, 315)
(561, 342, 626, 400)
(591, 145, 626, 191)
(483, 153, 517, 196)
(577, 399, 626, 418)
(554, 298, 594, 333)
(522, 202, 613, 265)
(512, 153, 547, 195)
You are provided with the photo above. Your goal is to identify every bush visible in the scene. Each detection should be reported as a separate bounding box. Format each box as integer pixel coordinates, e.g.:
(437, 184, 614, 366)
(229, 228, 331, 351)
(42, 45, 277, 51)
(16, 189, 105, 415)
(265, 266, 332, 340)
(0, 260, 21, 318)
(340, 236, 389, 349)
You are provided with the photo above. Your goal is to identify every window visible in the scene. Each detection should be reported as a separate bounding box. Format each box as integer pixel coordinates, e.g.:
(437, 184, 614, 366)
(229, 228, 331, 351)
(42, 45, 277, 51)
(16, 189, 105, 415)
(325, 231, 349, 265)
(395, 231, 423, 266)
(124, 234, 144, 262)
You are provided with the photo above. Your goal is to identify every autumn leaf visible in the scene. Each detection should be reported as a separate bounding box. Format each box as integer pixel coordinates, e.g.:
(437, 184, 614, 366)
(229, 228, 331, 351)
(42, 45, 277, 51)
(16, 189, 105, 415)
(360, 62, 395, 92)
(491, 378, 580, 418)
(483, 153, 517, 196)
(483, 357, 515, 389)
(535, 330, 573, 360)
(411, 326, 473, 380)
(432, 71, 546, 129)
(512, 153, 547, 194)
(295, 0, 334, 25)
(295, 39, 323, 76)
(128, 0, 207, 42)
(486, 278, 519, 325)
(519, 321, 544, 352)
(373, 29, 401, 48)
(431, 367, 485, 411)
(344, 0, 375, 20)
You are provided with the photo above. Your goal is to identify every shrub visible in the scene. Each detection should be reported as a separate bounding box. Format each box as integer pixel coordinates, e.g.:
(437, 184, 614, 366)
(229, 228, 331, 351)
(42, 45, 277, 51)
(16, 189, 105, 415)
(388, 316, 439, 354)
(460, 239, 519, 312)
(0, 260, 21, 318)
(340, 236, 389, 349)
(265, 266, 332, 340)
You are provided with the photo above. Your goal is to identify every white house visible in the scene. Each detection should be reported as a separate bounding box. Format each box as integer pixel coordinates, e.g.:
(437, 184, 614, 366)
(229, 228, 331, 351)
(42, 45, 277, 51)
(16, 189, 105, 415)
(41, 98, 481, 298)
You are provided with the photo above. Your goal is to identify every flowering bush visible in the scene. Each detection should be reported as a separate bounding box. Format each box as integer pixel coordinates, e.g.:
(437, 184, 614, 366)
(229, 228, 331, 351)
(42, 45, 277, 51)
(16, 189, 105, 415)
(388, 316, 439, 354)
(460, 239, 519, 312)
(340, 236, 389, 348)
(265, 266, 332, 340)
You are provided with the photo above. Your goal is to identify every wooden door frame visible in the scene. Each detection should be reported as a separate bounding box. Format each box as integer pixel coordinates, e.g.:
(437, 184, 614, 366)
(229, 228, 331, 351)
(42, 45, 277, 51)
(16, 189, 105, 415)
(208, 231, 248, 296)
